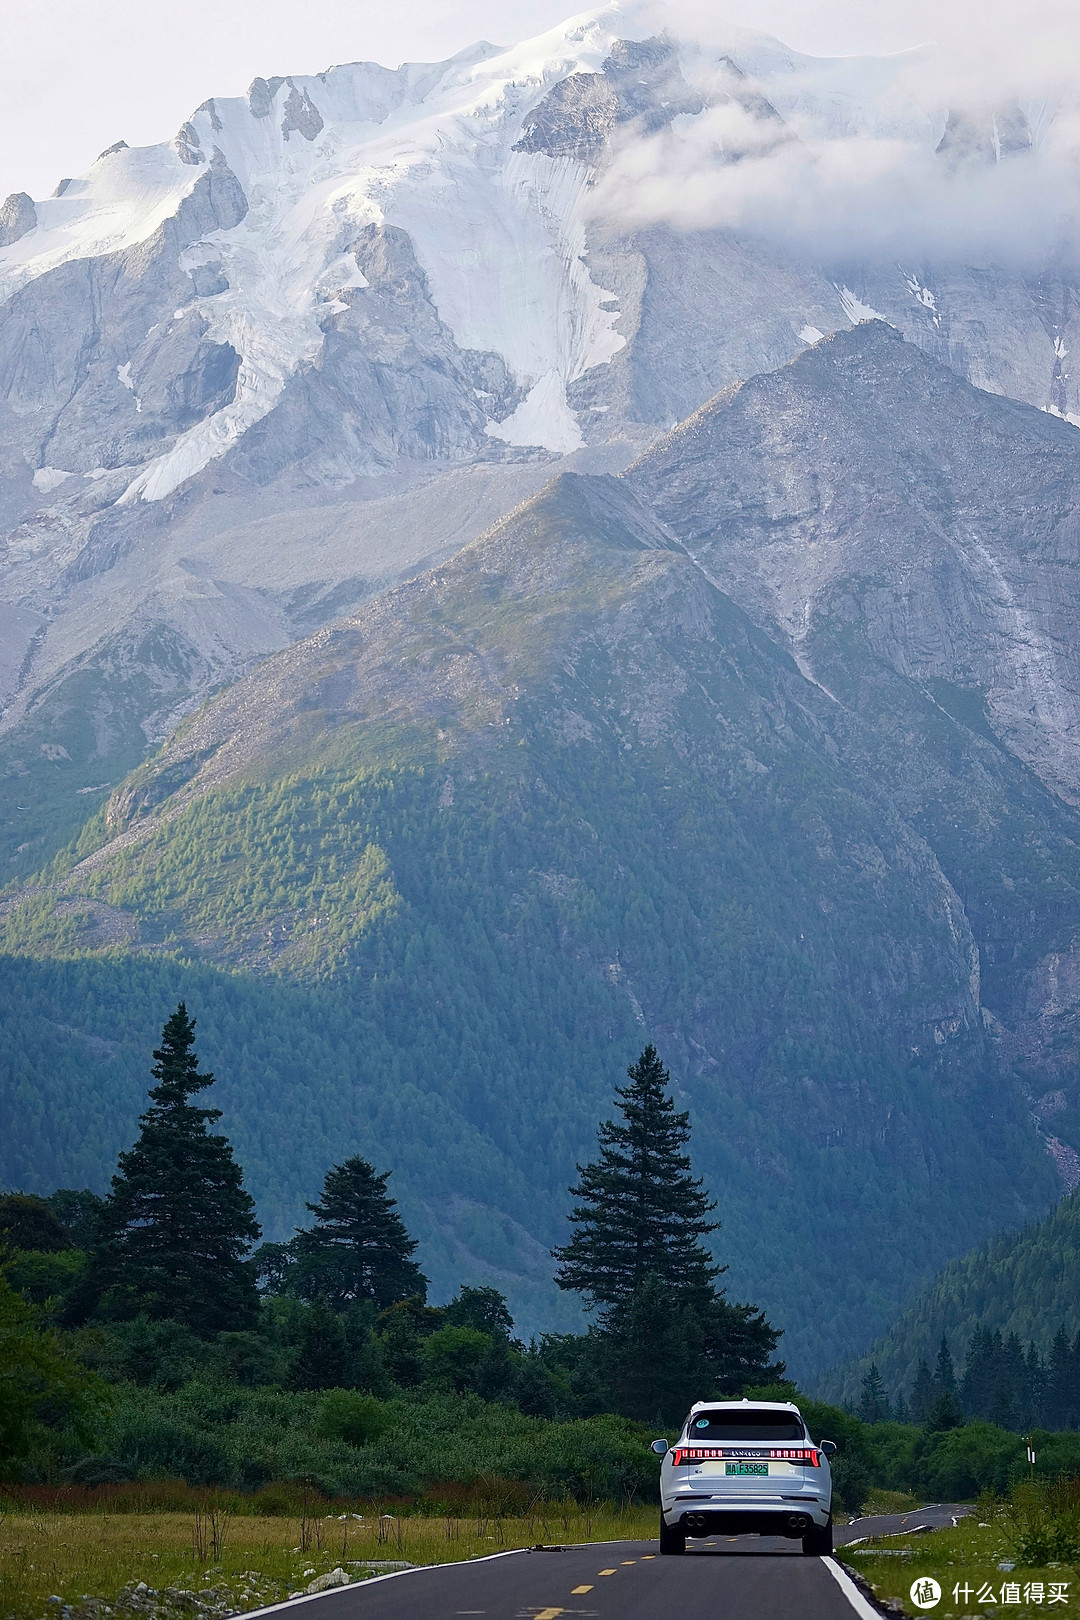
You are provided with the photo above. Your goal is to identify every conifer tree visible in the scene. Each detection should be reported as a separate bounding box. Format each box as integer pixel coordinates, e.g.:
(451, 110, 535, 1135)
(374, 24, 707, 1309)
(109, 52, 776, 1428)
(960, 1326, 993, 1418)
(910, 1358, 935, 1424)
(291, 1156, 426, 1309)
(553, 1045, 720, 1308)
(1024, 1340, 1046, 1431)
(858, 1362, 891, 1423)
(1047, 1325, 1072, 1430)
(554, 1046, 781, 1421)
(71, 1004, 260, 1334)
(934, 1332, 957, 1395)
(925, 1335, 963, 1430)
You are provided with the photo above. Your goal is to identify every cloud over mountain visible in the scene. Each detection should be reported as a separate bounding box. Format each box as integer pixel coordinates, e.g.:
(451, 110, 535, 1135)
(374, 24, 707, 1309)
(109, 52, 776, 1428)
(591, 0, 1080, 267)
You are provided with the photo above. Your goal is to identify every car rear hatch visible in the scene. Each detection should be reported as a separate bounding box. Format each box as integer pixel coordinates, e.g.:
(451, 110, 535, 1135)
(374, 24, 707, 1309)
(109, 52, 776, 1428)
(672, 1409, 823, 1501)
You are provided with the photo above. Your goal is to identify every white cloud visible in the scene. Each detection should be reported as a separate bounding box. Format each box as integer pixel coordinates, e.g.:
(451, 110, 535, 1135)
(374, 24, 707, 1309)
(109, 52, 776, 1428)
(585, 0, 1080, 268)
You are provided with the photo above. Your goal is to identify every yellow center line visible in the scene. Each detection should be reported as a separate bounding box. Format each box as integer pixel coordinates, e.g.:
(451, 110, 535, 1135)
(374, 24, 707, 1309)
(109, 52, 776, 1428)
(571, 1585, 594, 1594)
(620, 1560, 636, 1565)
(598, 1568, 618, 1576)
(641, 1554, 656, 1560)
(536, 1609, 565, 1619)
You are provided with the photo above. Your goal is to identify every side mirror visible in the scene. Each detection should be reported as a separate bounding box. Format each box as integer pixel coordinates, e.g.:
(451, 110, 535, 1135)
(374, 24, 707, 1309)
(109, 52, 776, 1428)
(820, 1440, 837, 1457)
(651, 1438, 669, 1455)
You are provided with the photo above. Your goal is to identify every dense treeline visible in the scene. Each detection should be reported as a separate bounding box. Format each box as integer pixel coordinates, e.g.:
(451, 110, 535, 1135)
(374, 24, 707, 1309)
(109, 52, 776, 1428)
(857, 1326, 1080, 1435)
(0, 1016, 783, 1493)
(8, 1004, 1080, 1522)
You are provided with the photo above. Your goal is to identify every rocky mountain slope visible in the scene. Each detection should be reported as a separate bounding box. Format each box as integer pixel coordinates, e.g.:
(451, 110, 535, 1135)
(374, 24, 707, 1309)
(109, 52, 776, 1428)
(7, 324, 1080, 1370)
(4, 6, 1080, 880)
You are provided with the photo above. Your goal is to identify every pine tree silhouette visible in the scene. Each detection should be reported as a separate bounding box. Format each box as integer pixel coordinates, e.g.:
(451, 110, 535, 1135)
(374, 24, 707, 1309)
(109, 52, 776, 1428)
(553, 1045, 720, 1309)
(72, 1004, 260, 1334)
(909, 1358, 935, 1423)
(553, 1046, 781, 1422)
(291, 1156, 426, 1309)
(858, 1362, 891, 1423)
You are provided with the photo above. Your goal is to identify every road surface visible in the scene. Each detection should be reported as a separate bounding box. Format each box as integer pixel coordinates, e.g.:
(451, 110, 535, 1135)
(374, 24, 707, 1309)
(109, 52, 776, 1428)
(841, 1503, 969, 1542)
(245, 1508, 968, 1620)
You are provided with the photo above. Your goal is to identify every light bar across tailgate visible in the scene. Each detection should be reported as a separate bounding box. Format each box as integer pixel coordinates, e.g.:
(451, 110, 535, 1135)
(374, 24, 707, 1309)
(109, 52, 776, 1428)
(671, 1445, 820, 1467)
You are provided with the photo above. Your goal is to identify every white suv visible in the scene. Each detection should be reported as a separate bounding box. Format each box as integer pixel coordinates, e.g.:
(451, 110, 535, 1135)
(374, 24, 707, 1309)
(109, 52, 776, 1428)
(653, 1399, 835, 1556)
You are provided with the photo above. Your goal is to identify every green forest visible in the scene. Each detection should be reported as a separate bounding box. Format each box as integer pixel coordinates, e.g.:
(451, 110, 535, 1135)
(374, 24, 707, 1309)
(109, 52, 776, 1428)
(1, 1018, 786, 1492)
(0, 721, 1062, 1372)
(5, 1009, 1080, 1519)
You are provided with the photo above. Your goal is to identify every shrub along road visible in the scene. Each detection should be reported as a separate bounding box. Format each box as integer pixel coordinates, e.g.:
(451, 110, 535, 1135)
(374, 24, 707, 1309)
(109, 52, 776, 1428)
(241, 1511, 969, 1620)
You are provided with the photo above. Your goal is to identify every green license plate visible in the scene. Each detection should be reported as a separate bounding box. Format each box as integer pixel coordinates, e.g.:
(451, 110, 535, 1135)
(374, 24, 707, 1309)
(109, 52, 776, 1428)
(725, 1462, 768, 1476)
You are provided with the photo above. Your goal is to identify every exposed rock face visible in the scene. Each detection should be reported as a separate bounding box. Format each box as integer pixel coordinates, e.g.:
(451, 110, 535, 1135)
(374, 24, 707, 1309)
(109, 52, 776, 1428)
(4, 12, 1080, 891)
(280, 81, 324, 141)
(629, 322, 1080, 801)
(936, 103, 1032, 164)
(247, 76, 284, 119)
(0, 192, 36, 247)
(514, 36, 704, 160)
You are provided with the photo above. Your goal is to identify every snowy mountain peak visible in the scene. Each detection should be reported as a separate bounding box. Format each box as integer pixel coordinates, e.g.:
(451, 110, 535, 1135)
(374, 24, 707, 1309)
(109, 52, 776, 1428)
(0, 3, 1076, 551)
(0, 5, 664, 488)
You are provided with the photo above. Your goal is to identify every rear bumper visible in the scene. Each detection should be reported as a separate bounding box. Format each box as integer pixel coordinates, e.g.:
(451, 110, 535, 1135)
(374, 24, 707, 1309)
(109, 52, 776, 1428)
(663, 1503, 830, 1537)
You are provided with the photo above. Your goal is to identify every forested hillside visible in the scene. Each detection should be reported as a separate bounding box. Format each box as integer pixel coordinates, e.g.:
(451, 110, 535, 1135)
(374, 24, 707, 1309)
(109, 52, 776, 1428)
(825, 1190, 1080, 1408)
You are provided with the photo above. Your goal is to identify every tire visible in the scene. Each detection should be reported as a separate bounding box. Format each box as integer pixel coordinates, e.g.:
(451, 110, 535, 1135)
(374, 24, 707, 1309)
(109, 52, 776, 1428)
(659, 1513, 686, 1555)
(802, 1517, 833, 1556)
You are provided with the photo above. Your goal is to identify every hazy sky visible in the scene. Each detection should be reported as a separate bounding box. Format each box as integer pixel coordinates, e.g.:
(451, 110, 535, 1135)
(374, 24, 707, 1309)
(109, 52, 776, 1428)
(0, 0, 1001, 205)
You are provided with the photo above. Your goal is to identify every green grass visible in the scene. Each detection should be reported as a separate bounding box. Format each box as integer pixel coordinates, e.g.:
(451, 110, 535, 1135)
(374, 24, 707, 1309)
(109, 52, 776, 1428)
(860, 1488, 924, 1515)
(0, 1501, 658, 1620)
(841, 1512, 1079, 1618)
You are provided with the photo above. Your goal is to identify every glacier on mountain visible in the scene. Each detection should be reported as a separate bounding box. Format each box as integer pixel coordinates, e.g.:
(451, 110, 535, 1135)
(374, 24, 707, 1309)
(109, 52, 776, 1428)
(5, 2, 1080, 826)
(1, 9, 642, 477)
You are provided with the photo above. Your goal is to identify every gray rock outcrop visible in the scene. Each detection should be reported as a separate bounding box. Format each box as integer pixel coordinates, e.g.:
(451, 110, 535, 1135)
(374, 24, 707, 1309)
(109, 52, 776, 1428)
(0, 191, 36, 247)
(281, 81, 324, 141)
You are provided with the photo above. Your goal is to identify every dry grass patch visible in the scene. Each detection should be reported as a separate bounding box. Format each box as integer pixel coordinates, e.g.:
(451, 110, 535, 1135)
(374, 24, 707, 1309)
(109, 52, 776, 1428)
(0, 1503, 659, 1620)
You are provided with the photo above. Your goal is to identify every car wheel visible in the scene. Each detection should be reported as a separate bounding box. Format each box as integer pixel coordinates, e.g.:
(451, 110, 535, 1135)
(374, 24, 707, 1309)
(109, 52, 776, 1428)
(659, 1514, 686, 1555)
(802, 1517, 833, 1556)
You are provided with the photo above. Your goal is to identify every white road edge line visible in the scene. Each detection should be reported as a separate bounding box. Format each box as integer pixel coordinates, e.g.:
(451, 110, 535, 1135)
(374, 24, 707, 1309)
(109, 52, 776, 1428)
(236, 1540, 646, 1620)
(237, 1548, 530, 1618)
(824, 1556, 885, 1620)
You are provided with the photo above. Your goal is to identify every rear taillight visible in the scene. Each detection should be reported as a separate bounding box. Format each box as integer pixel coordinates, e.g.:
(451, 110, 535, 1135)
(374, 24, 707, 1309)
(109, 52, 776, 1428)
(670, 1446, 820, 1466)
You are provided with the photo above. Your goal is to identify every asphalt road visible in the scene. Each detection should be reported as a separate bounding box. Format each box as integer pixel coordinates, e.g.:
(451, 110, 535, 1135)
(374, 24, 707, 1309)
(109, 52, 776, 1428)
(840, 1503, 970, 1543)
(247, 1508, 971, 1620)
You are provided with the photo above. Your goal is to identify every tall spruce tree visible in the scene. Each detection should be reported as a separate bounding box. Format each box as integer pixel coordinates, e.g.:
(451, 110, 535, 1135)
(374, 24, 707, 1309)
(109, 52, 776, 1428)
(290, 1156, 426, 1309)
(71, 1005, 260, 1334)
(554, 1045, 720, 1308)
(555, 1046, 782, 1422)
(910, 1358, 935, 1424)
(924, 1333, 963, 1430)
(858, 1363, 891, 1423)
(1047, 1325, 1070, 1429)
(934, 1333, 957, 1395)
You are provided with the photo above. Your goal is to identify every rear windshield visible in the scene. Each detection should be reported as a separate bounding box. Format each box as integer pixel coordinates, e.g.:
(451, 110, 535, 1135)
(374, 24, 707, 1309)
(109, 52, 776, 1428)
(686, 1409, 805, 1441)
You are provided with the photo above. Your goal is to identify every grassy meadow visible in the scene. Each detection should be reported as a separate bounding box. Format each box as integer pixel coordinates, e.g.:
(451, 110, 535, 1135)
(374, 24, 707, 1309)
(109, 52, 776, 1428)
(841, 1489, 1080, 1619)
(0, 1491, 659, 1620)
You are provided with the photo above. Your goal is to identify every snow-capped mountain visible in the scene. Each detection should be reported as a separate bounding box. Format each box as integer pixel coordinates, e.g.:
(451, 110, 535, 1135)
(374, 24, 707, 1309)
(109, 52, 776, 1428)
(3, 3, 1080, 863)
